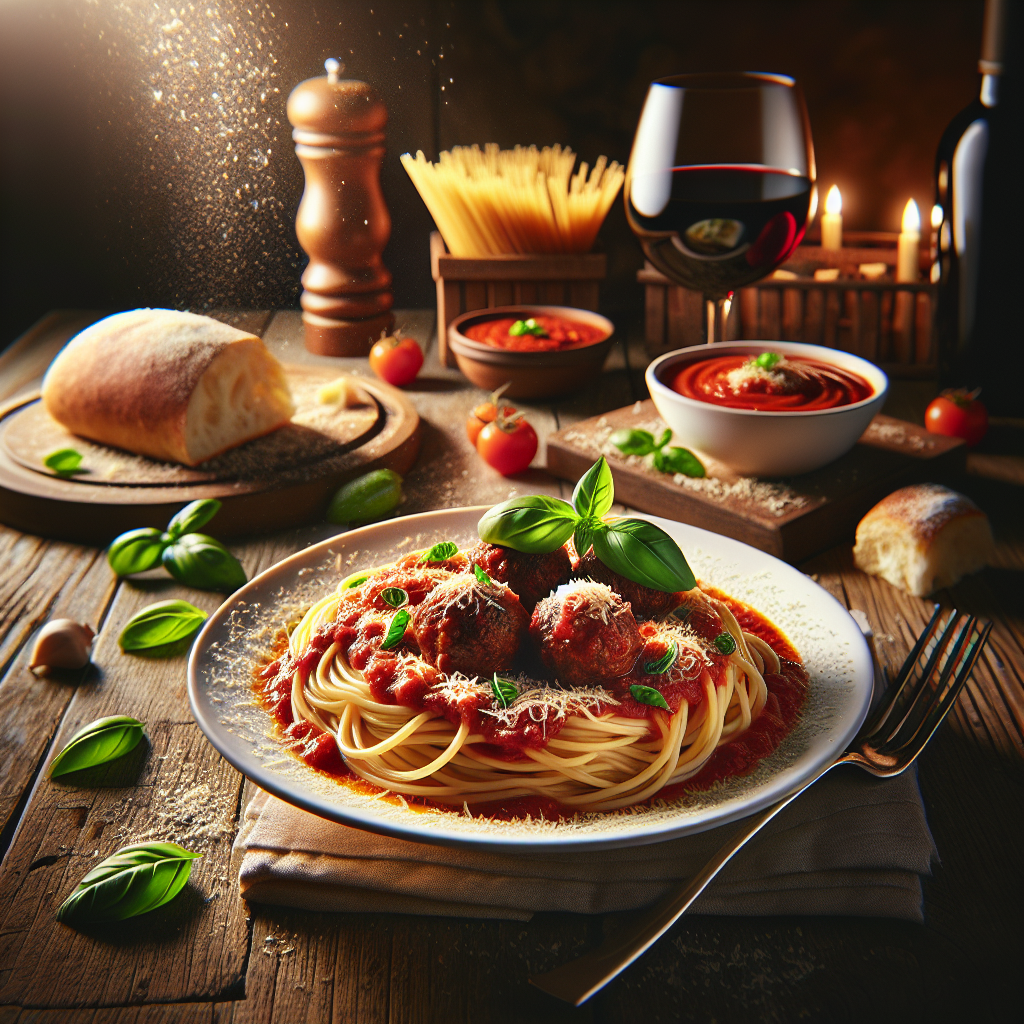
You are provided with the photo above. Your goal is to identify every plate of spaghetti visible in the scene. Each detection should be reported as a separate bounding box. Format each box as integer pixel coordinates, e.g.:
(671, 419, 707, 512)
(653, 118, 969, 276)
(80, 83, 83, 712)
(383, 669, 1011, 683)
(188, 462, 871, 851)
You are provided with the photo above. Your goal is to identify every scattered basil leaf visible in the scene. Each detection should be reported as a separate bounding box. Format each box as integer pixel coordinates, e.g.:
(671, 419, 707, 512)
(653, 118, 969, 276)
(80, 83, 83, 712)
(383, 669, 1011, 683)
(327, 469, 403, 525)
(592, 518, 696, 593)
(653, 446, 706, 478)
(342, 574, 370, 590)
(472, 564, 492, 585)
(382, 609, 410, 650)
(161, 533, 247, 592)
(43, 448, 83, 477)
(713, 632, 737, 655)
(572, 456, 614, 520)
(629, 684, 671, 711)
(656, 428, 673, 450)
(107, 528, 168, 576)
(419, 541, 459, 563)
(643, 644, 678, 675)
(166, 499, 222, 538)
(477, 495, 578, 553)
(49, 715, 146, 778)
(492, 673, 518, 708)
(609, 429, 657, 457)
(755, 351, 782, 370)
(118, 600, 208, 655)
(56, 841, 200, 924)
(508, 318, 546, 337)
(381, 587, 409, 608)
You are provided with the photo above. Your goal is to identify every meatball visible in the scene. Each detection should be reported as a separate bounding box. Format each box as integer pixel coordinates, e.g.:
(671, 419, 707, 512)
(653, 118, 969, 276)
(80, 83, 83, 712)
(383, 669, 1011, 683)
(573, 548, 682, 620)
(465, 542, 571, 611)
(530, 580, 642, 686)
(411, 575, 528, 676)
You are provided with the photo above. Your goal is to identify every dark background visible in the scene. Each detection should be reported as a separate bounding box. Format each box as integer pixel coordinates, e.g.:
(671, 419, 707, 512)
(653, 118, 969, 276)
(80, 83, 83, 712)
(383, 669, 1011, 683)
(0, 0, 1013, 353)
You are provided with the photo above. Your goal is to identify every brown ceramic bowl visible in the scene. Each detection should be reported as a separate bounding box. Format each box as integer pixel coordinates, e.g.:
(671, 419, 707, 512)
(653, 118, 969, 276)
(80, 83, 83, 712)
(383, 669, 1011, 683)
(447, 305, 615, 399)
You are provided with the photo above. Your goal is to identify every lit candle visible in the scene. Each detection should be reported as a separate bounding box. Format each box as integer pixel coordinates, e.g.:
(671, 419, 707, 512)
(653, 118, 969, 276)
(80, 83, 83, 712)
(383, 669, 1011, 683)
(930, 203, 943, 283)
(821, 185, 843, 251)
(897, 199, 920, 283)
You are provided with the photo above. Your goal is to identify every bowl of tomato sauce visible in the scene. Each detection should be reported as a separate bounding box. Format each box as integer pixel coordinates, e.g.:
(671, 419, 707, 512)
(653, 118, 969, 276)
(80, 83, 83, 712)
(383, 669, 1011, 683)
(646, 341, 888, 477)
(448, 305, 615, 398)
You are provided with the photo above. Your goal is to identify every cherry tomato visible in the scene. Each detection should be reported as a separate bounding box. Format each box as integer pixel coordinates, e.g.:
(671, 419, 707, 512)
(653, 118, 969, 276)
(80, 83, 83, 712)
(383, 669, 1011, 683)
(466, 401, 517, 446)
(476, 417, 538, 476)
(925, 390, 988, 446)
(368, 333, 423, 387)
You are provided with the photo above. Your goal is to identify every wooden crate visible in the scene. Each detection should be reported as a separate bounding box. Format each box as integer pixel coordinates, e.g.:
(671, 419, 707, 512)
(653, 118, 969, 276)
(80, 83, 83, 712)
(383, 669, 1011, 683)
(430, 232, 606, 367)
(639, 235, 938, 379)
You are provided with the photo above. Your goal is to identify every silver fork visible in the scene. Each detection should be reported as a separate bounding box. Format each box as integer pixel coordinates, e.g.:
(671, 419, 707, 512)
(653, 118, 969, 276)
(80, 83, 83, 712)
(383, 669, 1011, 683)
(530, 606, 992, 1006)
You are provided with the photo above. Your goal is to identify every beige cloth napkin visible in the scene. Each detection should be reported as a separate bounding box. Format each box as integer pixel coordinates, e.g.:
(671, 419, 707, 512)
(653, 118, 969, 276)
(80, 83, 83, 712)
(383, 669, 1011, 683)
(235, 769, 935, 922)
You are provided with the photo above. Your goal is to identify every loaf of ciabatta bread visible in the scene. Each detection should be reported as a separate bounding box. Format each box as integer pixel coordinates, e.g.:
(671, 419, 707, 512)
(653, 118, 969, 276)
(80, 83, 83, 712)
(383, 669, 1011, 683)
(41, 309, 295, 466)
(852, 483, 994, 596)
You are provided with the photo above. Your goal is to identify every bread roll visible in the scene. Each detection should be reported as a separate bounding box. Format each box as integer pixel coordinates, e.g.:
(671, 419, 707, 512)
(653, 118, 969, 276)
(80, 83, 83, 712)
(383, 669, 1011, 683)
(41, 309, 295, 466)
(853, 483, 994, 596)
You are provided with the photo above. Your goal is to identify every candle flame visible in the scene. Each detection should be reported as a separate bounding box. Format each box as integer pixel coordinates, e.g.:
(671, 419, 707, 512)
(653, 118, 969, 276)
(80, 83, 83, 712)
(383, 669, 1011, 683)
(901, 199, 920, 234)
(825, 185, 842, 216)
(930, 203, 943, 229)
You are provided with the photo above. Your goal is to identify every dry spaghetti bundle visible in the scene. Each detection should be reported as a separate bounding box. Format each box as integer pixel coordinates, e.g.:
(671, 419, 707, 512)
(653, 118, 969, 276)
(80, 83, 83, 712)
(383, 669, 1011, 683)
(401, 143, 625, 257)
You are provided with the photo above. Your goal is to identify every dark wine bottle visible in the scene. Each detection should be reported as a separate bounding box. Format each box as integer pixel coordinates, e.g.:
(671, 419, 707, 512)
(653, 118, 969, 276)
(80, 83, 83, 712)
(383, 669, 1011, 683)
(933, 0, 1006, 390)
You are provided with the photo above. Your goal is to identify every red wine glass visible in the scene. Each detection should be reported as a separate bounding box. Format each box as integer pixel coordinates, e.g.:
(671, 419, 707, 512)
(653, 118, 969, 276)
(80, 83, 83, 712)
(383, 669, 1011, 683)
(625, 73, 816, 342)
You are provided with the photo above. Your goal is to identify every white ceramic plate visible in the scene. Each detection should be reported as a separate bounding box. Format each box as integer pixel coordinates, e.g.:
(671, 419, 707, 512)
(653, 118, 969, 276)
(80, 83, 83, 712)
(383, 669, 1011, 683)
(187, 508, 872, 852)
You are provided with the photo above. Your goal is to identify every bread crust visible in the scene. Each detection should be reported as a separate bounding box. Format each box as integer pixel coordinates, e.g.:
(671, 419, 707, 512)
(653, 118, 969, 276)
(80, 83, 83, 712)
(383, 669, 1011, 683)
(41, 309, 293, 465)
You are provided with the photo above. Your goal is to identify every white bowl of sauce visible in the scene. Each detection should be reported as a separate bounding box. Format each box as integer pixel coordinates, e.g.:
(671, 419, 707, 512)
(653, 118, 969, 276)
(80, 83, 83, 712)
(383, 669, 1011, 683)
(646, 341, 888, 477)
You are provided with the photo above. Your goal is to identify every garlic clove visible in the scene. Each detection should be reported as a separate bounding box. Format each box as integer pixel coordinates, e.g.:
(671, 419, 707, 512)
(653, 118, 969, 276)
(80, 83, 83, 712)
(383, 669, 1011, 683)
(29, 619, 96, 673)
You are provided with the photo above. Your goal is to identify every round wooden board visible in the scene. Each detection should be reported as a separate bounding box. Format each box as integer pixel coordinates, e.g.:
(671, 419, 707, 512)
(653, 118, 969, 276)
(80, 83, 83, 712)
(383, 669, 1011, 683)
(0, 365, 421, 544)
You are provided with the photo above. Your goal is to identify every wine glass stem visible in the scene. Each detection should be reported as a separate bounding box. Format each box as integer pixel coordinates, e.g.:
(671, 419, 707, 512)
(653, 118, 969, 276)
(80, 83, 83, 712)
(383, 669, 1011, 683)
(705, 297, 731, 343)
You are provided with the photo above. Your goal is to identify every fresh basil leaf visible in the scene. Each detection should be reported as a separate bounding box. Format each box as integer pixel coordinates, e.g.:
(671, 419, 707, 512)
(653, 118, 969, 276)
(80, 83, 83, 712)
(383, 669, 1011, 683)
(56, 841, 200, 924)
(477, 495, 577, 554)
(161, 533, 247, 592)
(656, 428, 673, 450)
(629, 684, 671, 711)
(509, 318, 546, 337)
(755, 351, 782, 369)
(573, 516, 605, 559)
(713, 632, 737, 655)
(381, 587, 409, 608)
(643, 643, 678, 675)
(653, 446, 706, 478)
(342, 574, 370, 590)
(419, 541, 459, 563)
(107, 528, 168, 576)
(166, 499, 222, 538)
(492, 673, 518, 708)
(49, 715, 146, 778)
(118, 600, 208, 655)
(572, 457, 614, 519)
(609, 429, 657, 457)
(327, 469, 403, 525)
(592, 518, 696, 593)
(472, 564, 491, 585)
(381, 609, 410, 650)
(43, 448, 83, 476)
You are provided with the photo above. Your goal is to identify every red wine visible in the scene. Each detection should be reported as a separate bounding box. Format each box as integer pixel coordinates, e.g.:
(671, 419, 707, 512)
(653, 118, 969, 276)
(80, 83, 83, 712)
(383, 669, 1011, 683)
(626, 165, 812, 299)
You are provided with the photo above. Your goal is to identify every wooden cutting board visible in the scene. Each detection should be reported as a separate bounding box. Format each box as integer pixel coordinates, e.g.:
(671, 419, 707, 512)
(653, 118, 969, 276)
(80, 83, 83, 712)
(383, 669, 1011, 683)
(0, 365, 420, 544)
(547, 400, 967, 563)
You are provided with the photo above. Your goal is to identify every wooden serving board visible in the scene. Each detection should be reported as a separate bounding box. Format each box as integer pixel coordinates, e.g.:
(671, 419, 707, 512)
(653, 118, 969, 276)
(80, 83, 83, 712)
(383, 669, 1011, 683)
(547, 400, 967, 563)
(0, 364, 420, 544)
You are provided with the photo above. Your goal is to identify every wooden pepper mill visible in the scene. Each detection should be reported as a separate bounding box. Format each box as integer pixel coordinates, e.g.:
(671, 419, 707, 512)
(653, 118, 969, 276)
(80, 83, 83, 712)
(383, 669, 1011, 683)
(287, 59, 394, 355)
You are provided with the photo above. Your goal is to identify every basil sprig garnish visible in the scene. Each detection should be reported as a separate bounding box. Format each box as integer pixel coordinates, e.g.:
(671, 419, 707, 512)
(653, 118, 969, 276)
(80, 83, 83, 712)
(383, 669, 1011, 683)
(381, 609, 411, 650)
(419, 541, 459, 563)
(107, 500, 247, 593)
(609, 428, 705, 479)
(508, 318, 546, 337)
(713, 632, 737, 655)
(49, 715, 145, 778)
(478, 457, 695, 593)
(754, 351, 782, 369)
(629, 684, 671, 711)
(643, 643, 678, 675)
(56, 842, 200, 924)
(381, 587, 409, 608)
(472, 564, 492, 585)
(492, 673, 518, 708)
(118, 600, 208, 656)
(44, 448, 84, 477)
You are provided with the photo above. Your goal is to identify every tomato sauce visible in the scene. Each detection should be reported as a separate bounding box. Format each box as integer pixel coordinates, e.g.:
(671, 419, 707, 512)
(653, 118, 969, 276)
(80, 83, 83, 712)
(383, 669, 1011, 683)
(668, 354, 873, 411)
(463, 314, 606, 352)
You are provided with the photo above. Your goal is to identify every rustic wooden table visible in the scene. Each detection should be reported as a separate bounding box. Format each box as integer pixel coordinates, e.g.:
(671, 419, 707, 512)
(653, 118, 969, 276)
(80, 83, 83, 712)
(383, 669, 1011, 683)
(0, 310, 1020, 1024)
